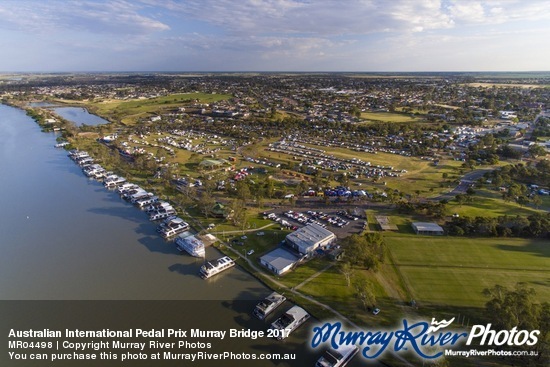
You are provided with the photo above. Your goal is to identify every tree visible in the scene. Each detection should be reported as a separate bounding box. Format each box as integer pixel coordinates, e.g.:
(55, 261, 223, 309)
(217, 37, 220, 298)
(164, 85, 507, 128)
(197, 192, 215, 218)
(338, 262, 355, 287)
(483, 283, 542, 336)
(352, 273, 376, 310)
(455, 194, 466, 207)
(265, 178, 275, 199)
(483, 283, 549, 364)
(236, 180, 251, 202)
(342, 233, 385, 271)
(528, 144, 547, 158)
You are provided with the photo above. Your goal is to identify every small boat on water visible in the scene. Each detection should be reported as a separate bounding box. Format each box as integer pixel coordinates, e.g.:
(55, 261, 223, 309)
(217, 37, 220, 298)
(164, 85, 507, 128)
(200, 256, 235, 279)
(315, 345, 359, 367)
(175, 234, 205, 258)
(253, 292, 286, 320)
(270, 306, 310, 340)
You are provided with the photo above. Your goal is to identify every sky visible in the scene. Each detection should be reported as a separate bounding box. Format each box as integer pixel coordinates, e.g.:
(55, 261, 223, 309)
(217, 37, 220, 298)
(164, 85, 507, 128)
(0, 0, 549, 72)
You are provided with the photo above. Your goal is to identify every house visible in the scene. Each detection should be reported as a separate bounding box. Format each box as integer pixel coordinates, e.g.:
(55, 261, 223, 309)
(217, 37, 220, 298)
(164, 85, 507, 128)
(412, 222, 444, 235)
(285, 223, 336, 255)
(260, 248, 300, 275)
(210, 202, 229, 218)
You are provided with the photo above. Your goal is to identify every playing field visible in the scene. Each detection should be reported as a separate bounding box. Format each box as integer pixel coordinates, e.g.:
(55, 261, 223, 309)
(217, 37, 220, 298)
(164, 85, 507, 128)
(386, 234, 550, 307)
(360, 111, 420, 123)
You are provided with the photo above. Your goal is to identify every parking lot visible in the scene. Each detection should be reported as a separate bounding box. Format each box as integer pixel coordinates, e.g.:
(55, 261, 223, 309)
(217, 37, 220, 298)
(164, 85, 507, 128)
(262, 206, 366, 238)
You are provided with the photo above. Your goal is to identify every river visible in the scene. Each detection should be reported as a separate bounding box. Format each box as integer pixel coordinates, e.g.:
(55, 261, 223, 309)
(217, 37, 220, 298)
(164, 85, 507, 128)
(0, 104, 327, 367)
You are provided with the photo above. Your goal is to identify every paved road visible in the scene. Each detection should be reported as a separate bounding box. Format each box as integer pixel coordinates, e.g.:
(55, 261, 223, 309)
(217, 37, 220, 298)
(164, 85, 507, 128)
(435, 167, 495, 200)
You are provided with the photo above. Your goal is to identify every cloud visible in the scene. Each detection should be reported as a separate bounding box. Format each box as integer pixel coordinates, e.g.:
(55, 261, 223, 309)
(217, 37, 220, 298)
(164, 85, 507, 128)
(446, 0, 550, 24)
(146, 0, 454, 36)
(0, 0, 169, 34)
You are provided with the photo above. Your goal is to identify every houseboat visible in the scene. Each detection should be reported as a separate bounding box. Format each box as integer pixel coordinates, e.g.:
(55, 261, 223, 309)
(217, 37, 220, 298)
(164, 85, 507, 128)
(175, 234, 206, 258)
(253, 292, 286, 320)
(158, 217, 189, 238)
(270, 306, 310, 340)
(315, 345, 359, 367)
(199, 256, 235, 279)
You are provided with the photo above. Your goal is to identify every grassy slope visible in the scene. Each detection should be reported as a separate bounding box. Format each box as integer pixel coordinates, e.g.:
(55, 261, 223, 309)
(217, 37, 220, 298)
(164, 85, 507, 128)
(87, 93, 232, 124)
(448, 188, 548, 217)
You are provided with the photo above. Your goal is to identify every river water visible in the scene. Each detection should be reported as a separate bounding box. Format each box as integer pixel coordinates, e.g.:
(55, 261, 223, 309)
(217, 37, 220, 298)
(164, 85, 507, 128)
(52, 106, 110, 126)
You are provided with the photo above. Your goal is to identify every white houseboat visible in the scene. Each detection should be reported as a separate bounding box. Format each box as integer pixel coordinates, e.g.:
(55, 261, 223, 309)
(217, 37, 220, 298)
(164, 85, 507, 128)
(199, 256, 235, 279)
(175, 234, 206, 258)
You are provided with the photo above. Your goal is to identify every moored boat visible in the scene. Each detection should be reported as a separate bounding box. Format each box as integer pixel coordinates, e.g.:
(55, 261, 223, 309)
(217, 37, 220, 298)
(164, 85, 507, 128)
(157, 217, 189, 238)
(175, 234, 205, 258)
(315, 345, 359, 367)
(200, 256, 235, 279)
(253, 292, 286, 320)
(270, 306, 310, 340)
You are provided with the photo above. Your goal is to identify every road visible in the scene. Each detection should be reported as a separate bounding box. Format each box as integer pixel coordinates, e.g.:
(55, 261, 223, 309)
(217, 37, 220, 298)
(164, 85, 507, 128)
(435, 167, 495, 200)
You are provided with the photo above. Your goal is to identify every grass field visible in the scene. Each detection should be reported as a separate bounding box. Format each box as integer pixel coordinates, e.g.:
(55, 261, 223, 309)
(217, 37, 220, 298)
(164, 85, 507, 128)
(386, 234, 550, 308)
(85, 92, 232, 124)
(448, 188, 547, 217)
(360, 111, 421, 123)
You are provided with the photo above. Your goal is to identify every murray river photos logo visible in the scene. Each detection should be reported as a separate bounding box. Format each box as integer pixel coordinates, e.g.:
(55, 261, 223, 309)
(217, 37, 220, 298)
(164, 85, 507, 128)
(310, 318, 540, 360)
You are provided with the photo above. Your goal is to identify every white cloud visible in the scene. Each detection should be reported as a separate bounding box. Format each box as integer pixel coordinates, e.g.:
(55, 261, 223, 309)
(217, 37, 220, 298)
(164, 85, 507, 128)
(0, 0, 169, 34)
(146, 0, 454, 36)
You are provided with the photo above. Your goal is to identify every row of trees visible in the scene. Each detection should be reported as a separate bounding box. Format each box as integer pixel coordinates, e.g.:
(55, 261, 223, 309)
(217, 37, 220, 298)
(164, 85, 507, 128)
(484, 283, 549, 365)
(445, 214, 550, 238)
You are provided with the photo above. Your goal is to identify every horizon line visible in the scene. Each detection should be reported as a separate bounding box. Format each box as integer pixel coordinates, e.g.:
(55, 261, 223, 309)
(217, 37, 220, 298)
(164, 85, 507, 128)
(1, 70, 550, 75)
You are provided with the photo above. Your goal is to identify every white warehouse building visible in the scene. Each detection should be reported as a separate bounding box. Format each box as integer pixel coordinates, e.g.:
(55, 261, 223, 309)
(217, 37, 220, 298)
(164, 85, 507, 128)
(285, 223, 336, 255)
